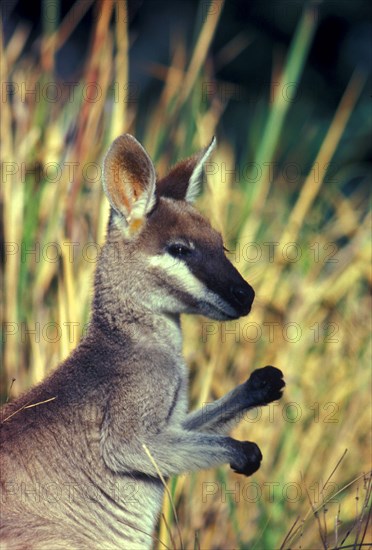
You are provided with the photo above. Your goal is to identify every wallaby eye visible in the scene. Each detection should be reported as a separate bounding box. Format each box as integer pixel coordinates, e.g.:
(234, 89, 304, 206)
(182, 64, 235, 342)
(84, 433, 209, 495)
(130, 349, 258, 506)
(166, 242, 193, 258)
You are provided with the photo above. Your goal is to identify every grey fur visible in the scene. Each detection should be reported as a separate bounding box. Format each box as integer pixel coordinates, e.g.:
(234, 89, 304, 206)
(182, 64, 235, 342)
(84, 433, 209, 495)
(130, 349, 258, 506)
(0, 135, 285, 549)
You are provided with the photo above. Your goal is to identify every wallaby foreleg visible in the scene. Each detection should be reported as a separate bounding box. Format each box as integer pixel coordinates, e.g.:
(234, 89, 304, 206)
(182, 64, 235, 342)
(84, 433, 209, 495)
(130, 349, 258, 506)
(183, 366, 285, 434)
(102, 429, 262, 478)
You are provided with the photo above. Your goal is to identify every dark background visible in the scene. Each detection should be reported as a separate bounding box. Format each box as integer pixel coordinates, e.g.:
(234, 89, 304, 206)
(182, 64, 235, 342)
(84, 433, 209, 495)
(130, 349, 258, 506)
(3, 0, 372, 163)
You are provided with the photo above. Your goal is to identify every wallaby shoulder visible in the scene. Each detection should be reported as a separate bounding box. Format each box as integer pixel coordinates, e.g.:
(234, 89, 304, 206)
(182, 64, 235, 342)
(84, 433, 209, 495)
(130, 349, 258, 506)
(1, 327, 124, 432)
(1, 317, 186, 444)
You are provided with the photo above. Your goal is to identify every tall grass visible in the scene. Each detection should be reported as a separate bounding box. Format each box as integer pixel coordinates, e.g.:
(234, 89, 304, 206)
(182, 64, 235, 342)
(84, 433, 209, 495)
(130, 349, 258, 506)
(1, 1, 371, 548)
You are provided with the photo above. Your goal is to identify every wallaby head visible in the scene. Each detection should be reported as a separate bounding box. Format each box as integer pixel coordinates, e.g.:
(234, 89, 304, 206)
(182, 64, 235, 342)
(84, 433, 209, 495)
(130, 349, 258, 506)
(96, 134, 254, 327)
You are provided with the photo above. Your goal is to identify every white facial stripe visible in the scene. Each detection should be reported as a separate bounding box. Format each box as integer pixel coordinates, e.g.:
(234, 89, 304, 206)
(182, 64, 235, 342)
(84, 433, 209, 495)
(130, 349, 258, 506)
(148, 254, 206, 299)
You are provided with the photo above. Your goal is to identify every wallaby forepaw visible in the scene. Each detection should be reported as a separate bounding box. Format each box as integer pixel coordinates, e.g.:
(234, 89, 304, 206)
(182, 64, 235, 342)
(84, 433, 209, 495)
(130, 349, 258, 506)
(230, 441, 262, 476)
(246, 366, 285, 404)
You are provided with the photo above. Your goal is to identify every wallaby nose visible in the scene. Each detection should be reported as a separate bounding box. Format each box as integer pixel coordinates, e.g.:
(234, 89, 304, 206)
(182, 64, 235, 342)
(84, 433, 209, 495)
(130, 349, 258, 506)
(230, 284, 255, 314)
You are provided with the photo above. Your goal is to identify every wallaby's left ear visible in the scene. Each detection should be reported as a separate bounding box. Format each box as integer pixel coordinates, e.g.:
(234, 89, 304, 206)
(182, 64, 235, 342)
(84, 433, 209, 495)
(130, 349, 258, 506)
(157, 137, 216, 202)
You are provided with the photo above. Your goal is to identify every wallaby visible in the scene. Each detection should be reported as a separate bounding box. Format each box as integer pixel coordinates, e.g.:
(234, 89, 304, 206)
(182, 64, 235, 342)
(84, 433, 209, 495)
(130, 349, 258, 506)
(0, 134, 285, 549)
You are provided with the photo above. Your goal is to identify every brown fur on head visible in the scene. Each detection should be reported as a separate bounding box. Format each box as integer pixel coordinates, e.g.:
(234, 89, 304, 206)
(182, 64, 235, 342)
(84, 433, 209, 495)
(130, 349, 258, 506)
(100, 134, 254, 322)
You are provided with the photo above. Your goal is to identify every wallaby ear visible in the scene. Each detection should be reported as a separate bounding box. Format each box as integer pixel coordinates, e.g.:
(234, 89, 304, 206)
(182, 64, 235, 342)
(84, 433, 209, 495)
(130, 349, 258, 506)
(103, 134, 156, 233)
(157, 137, 216, 203)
